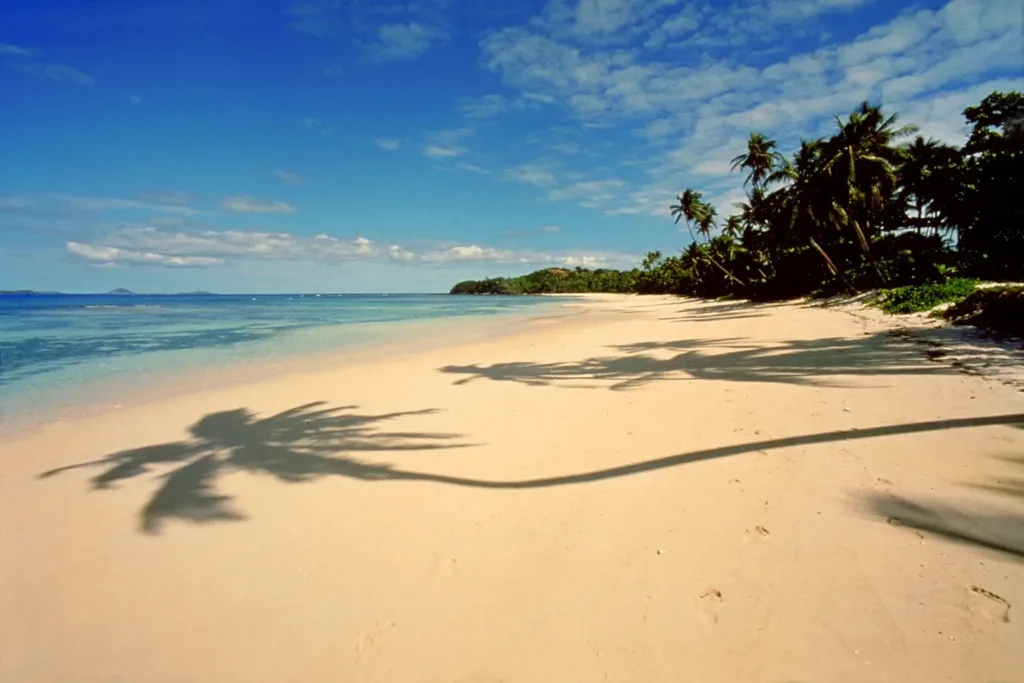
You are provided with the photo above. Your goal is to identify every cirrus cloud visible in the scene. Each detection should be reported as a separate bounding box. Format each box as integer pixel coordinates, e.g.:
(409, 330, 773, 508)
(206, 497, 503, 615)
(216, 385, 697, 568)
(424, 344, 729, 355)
(219, 196, 297, 214)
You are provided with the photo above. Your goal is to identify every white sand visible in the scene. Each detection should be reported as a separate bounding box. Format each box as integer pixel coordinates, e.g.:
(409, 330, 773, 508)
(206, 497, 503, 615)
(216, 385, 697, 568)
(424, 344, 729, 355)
(2, 295, 1022, 683)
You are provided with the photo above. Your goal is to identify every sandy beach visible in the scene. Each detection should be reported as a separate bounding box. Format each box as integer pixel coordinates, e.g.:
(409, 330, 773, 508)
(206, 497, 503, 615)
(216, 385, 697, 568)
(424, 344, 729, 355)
(2, 295, 1022, 683)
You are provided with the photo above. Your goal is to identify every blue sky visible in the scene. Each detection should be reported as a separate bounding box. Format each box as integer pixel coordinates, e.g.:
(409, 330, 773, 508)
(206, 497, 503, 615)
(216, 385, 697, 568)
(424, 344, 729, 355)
(1, 0, 1021, 293)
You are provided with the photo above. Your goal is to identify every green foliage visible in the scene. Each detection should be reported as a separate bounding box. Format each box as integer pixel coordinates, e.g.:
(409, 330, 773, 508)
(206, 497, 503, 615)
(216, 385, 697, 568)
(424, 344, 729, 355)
(955, 92, 1024, 280)
(450, 267, 639, 295)
(451, 91, 1023, 308)
(942, 287, 1024, 336)
(872, 279, 978, 314)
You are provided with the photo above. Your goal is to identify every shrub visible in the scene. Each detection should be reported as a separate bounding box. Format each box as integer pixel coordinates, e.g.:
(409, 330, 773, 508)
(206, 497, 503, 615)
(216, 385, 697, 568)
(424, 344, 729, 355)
(942, 287, 1024, 336)
(873, 278, 978, 314)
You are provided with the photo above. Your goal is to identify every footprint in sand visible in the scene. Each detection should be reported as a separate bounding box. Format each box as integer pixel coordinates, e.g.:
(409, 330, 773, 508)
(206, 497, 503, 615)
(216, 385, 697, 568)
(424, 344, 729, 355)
(967, 586, 1012, 623)
(742, 525, 771, 544)
(429, 556, 459, 581)
(354, 621, 395, 661)
(696, 588, 723, 624)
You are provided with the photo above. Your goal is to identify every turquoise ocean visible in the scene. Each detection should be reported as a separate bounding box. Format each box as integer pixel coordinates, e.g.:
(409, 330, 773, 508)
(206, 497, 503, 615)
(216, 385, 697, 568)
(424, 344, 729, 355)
(0, 293, 564, 425)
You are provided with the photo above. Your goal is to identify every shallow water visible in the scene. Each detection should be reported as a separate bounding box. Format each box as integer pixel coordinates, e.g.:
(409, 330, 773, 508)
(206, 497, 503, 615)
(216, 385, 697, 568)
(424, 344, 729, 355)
(0, 293, 562, 423)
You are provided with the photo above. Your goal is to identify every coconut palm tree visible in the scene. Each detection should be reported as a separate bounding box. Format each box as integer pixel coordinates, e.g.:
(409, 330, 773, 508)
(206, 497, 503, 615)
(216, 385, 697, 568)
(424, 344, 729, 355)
(696, 202, 717, 242)
(731, 133, 785, 188)
(818, 102, 918, 284)
(670, 188, 704, 244)
(723, 215, 744, 239)
(898, 135, 963, 235)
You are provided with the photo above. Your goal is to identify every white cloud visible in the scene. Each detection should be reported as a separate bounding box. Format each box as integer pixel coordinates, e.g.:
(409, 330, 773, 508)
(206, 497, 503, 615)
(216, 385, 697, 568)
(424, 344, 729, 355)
(455, 162, 492, 174)
(52, 193, 199, 216)
(422, 128, 474, 158)
(368, 23, 447, 61)
(275, 169, 307, 184)
(387, 245, 416, 262)
(220, 196, 297, 214)
(502, 225, 563, 237)
(548, 178, 626, 207)
(284, 0, 343, 37)
(69, 227, 389, 266)
(477, 0, 1023, 223)
(419, 243, 636, 268)
(376, 138, 401, 151)
(13, 62, 94, 85)
(504, 163, 558, 186)
(458, 94, 508, 118)
(0, 42, 94, 85)
(138, 191, 191, 206)
(645, 9, 702, 48)
(0, 43, 36, 57)
(423, 145, 466, 158)
(67, 242, 224, 268)
(430, 128, 474, 145)
(63, 225, 632, 271)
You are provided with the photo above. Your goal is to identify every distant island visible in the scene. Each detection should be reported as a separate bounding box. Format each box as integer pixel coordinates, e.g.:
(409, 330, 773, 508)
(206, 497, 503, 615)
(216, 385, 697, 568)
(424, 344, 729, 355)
(106, 288, 136, 295)
(450, 267, 638, 295)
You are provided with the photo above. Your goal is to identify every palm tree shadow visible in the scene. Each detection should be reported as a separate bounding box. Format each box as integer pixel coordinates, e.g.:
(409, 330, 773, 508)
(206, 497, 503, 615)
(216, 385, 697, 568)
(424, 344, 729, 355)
(40, 402, 469, 534)
(861, 450, 1024, 561)
(440, 331, 947, 391)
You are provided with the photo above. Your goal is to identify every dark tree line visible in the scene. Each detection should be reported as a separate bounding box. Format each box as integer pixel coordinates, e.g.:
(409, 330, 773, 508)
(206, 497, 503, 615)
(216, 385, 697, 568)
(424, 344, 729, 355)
(451, 91, 1022, 302)
(638, 91, 1023, 300)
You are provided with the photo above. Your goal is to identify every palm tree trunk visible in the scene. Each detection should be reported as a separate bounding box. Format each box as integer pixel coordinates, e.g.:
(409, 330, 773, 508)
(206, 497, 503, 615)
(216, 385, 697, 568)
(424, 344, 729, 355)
(851, 218, 888, 286)
(704, 252, 746, 288)
(809, 237, 857, 294)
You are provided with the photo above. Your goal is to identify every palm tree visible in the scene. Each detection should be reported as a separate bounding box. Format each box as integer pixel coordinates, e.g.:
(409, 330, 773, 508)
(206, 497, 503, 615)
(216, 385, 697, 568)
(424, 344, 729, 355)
(819, 102, 918, 285)
(767, 139, 858, 293)
(898, 135, 962, 235)
(696, 202, 717, 242)
(723, 215, 743, 239)
(691, 199, 747, 288)
(731, 133, 785, 188)
(670, 189, 704, 244)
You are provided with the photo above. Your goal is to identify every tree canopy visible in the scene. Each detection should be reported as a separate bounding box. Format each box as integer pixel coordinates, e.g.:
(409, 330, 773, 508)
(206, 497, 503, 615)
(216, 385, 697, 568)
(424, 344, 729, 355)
(452, 91, 1023, 302)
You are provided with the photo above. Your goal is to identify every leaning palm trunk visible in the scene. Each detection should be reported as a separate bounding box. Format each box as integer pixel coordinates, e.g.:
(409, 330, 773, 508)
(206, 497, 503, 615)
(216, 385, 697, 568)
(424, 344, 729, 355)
(703, 251, 746, 288)
(851, 218, 888, 286)
(809, 237, 857, 294)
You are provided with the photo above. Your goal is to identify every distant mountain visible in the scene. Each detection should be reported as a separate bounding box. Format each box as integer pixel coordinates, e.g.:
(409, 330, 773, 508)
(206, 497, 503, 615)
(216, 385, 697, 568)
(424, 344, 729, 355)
(174, 290, 216, 296)
(106, 288, 136, 295)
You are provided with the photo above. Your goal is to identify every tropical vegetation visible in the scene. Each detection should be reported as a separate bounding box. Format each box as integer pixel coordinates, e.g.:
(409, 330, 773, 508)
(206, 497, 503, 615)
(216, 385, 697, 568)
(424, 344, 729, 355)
(871, 279, 978, 314)
(943, 287, 1024, 337)
(451, 267, 638, 295)
(452, 91, 1023, 321)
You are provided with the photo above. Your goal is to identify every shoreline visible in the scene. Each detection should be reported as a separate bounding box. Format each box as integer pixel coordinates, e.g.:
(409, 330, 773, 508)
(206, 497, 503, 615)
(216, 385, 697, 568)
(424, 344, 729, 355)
(0, 296, 596, 437)
(3, 295, 1022, 683)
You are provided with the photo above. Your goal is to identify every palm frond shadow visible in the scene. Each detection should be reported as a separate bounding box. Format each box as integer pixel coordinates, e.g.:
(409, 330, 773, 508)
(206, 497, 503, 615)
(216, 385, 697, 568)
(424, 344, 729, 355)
(39, 402, 470, 534)
(440, 330, 946, 390)
(39, 403, 1023, 539)
(862, 451, 1024, 561)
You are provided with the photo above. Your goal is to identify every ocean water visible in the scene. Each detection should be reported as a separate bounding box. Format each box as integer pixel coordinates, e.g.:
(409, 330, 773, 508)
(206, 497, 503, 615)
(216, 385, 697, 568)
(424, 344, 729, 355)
(0, 293, 565, 424)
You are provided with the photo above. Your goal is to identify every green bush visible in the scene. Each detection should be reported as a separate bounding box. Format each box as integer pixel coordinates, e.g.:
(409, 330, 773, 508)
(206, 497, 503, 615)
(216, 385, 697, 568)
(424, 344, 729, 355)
(942, 287, 1024, 336)
(873, 278, 978, 314)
